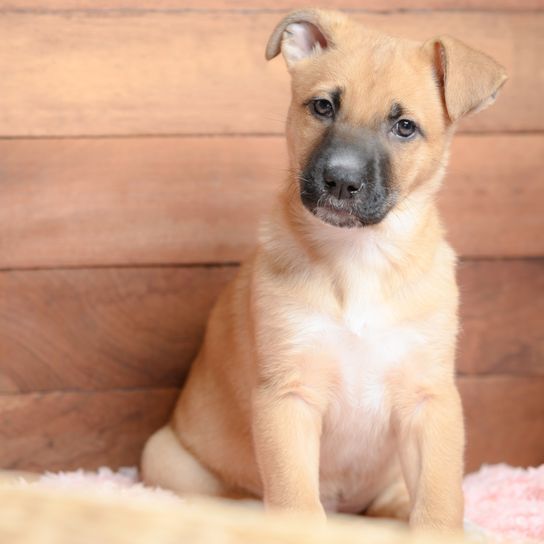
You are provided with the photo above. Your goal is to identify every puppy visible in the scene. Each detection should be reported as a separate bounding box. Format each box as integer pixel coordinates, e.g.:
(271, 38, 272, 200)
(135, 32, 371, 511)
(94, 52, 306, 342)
(142, 9, 507, 530)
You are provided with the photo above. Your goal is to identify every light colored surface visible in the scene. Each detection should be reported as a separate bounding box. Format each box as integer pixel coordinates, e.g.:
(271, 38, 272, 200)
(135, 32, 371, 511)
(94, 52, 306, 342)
(4, 464, 542, 542)
(0, 480, 473, 544)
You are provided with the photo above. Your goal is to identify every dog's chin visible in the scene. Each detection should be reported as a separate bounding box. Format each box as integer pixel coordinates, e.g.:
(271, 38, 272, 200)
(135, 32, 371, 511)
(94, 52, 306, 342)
(308, 200, 390, 229)
(313, 206, 363, 228)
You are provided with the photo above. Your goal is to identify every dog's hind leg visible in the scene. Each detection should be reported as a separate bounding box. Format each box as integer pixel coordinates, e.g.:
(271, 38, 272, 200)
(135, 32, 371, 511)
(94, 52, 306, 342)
(141, 425, 227, 497)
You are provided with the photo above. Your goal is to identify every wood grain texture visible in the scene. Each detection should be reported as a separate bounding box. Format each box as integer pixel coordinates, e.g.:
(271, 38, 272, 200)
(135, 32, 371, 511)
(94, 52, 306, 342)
(458, 259, 544, 376)
(0, 266, 237, 393)
(1, 135, 542, 270)
(459, 376, 544, 472)
(0, 12, 540, 136)
(0, 377, 542, 472)
(0, 260, 542, 394)
(440, 135, 544, 258)
(0, 388, 178, 472)
(2, 1, 542, 11)
(0, 137, 282, 269)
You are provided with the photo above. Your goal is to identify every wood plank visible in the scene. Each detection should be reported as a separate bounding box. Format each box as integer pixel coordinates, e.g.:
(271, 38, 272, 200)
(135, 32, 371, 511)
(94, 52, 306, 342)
(0, 388, 178, 472)
(1, 135, 542, 270)
(1, 377, 542, 472)
(440, 135, 544, 258)
(0, 12, 541, 136)
(2, 1, 542, 11)
(0, 137, 280, 269)
(0, 266, 237, 393)
(459, 376, 544, 472)
(0, 260, 541, 394)
(457, 260, 544, 376)
(3, 1, 543, 11)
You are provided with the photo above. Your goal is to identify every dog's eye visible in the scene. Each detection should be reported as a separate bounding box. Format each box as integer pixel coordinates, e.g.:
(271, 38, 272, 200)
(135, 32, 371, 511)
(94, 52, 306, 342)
(311, 99, 334, 119)
(392, 119, 417, 139)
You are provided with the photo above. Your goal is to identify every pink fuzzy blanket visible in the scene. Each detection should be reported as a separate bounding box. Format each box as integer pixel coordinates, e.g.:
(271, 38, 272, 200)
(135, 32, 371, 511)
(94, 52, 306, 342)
(29, 463, 544, 543)
(463, 464, 544, 542)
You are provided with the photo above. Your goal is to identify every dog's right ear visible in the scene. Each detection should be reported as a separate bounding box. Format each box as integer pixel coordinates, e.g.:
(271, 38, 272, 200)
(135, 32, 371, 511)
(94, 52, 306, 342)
(424, 35, 507, 122)
(265, 10, 330, 68)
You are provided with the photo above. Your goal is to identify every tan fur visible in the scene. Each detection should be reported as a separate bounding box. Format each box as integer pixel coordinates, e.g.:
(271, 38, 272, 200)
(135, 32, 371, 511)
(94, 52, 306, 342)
(141, 9, 507, 531)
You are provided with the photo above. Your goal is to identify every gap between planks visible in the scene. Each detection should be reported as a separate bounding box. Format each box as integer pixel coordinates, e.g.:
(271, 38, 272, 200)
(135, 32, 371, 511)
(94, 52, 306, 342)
(1, 371, 543, 397)
(0, 255, 542, 274)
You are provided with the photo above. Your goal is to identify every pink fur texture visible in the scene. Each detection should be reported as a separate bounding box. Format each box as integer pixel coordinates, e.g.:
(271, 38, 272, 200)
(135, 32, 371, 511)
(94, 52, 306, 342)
(24, 464, 544, 542)
(463, 464, 544, 542)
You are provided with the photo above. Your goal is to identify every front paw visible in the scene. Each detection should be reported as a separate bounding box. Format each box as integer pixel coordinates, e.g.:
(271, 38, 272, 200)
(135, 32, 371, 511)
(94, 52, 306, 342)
(410, 506, 463, 531)
(265, 497, 326, 520)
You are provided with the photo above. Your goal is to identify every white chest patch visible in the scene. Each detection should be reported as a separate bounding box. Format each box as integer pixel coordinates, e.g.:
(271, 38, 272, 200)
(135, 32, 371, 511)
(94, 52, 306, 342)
(304, 292, 426, 512)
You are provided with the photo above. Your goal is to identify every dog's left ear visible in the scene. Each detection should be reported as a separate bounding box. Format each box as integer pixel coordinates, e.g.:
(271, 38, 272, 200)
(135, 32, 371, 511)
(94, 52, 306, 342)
(265, 9, 330, 68)
(424, 36, 508, 122)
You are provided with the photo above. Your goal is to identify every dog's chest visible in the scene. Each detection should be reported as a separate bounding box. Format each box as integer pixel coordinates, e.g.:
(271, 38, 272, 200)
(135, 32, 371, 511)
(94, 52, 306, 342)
(324, 283, 424, 389)
(315, 287, 424, 511)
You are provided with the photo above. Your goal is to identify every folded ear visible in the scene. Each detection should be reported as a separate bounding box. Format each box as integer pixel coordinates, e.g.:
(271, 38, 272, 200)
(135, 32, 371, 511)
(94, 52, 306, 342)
(265, 9, 330, 68)
(425, 35, 508, 122)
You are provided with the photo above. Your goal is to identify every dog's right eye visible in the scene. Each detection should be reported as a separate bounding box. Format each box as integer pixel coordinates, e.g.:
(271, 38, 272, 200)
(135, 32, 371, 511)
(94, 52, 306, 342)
(311, 99, 334, 119)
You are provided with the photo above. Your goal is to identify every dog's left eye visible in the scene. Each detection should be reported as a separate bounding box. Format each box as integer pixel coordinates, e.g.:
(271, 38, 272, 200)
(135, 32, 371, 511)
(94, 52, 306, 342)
(392, 119, 417, 139)
(311, 99, 334, 119)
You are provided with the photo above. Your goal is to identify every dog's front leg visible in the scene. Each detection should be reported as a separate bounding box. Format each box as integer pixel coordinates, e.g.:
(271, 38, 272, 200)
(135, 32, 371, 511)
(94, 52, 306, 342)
(252, 386, 325, 517)
(394, 383, 465, 531)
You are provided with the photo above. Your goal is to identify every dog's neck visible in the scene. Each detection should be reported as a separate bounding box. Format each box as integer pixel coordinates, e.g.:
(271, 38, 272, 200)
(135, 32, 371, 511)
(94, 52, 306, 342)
(268, 177, 447, 283)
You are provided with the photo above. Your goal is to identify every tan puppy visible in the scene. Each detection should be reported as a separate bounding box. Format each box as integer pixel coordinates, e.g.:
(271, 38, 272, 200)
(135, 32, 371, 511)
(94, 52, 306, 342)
(142, 9, 507, 531)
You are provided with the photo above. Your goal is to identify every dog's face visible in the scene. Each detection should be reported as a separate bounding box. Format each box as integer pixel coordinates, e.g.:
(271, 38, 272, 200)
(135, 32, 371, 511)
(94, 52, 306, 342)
(288, 44, 444, 228)
(266, 10, 507, 228)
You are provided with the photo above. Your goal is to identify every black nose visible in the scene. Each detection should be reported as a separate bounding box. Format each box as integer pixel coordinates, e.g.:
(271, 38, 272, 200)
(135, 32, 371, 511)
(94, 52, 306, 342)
(324, 165, 364, 200)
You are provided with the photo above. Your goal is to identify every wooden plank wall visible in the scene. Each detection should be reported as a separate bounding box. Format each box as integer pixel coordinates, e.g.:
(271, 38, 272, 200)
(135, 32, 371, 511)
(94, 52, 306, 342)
(0, 1, 543, 474)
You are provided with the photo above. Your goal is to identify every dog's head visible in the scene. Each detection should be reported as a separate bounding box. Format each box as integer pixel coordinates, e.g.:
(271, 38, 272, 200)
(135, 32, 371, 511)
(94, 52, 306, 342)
(266, 10, 507, 228)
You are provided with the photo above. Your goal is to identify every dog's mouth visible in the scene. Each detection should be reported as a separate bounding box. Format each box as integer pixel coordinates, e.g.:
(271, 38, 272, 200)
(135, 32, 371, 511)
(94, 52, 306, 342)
(302, 191, 394, 229)
(312, 199, 364, 229)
